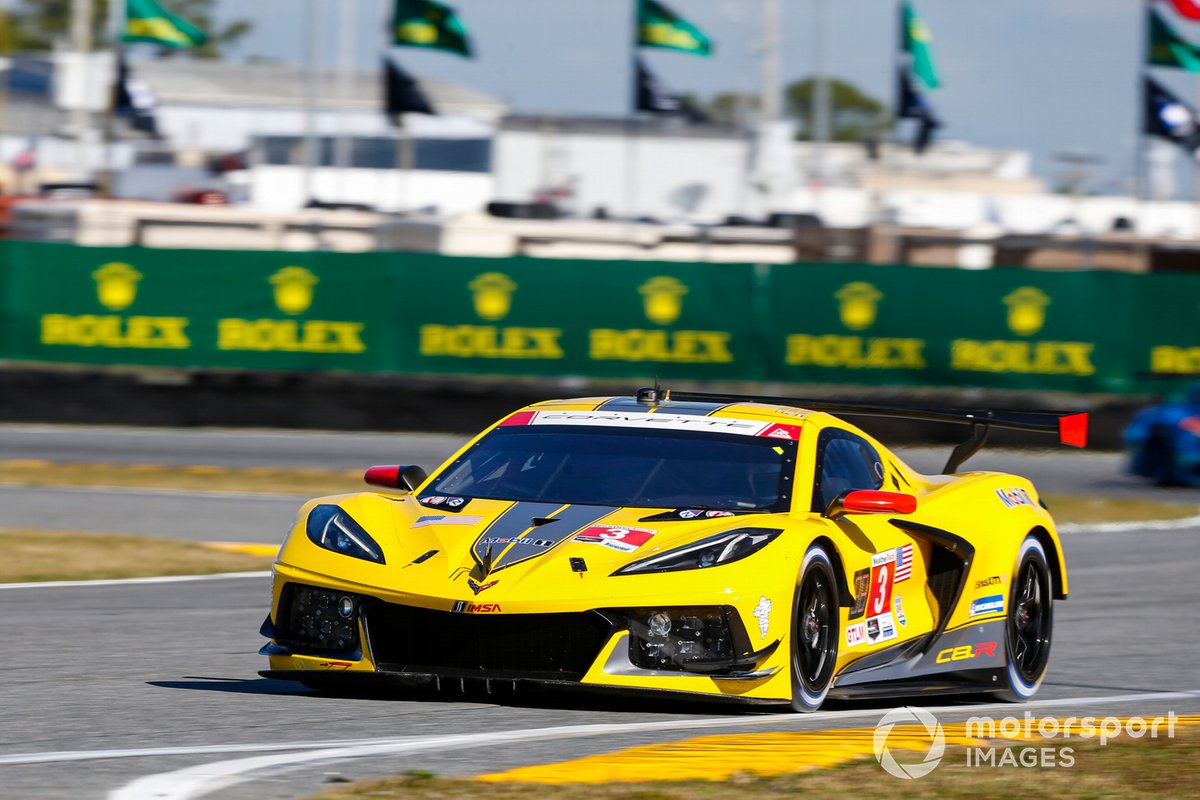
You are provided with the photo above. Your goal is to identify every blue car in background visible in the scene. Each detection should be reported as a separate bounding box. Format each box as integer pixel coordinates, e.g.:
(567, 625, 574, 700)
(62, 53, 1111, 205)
(1125, 384, 1200, 486)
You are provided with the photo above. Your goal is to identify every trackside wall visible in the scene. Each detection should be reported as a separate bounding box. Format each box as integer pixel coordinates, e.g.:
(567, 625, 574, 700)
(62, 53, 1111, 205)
(0, 241, 1195, 394)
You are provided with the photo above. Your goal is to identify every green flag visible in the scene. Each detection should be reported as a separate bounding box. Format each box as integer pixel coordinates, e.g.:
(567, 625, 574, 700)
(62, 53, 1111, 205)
(901, 1, 939, 89)
(393, 0, 472, 58)
(123, 0, 206, 48)
(1149, 9, 1200, 73)
(637, 0, 712, 57)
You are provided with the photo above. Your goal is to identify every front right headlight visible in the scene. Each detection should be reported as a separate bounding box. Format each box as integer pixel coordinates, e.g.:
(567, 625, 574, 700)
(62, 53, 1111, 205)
(613, 528, 782, 575)
(305, 504, 386, 564)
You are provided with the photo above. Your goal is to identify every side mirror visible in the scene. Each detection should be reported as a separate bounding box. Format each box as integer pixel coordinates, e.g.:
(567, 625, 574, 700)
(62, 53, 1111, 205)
(364, 464, 428, 492)
(823, 489, 917, 519)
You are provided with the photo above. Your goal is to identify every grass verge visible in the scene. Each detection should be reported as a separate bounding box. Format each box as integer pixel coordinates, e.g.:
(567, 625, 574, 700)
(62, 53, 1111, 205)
(0, 459, 368, 496)
(1042, 493, 1198, 524)
(0, 528, 273, 583)
(311, 726, 1200, 800)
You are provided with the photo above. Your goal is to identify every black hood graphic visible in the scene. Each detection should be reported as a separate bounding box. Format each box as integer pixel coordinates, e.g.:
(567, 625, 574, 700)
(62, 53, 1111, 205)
(471, 502, 617, 573)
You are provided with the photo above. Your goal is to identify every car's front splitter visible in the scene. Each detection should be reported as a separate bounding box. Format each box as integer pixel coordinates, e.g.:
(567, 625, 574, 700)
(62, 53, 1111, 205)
(258, 668, 787, 707)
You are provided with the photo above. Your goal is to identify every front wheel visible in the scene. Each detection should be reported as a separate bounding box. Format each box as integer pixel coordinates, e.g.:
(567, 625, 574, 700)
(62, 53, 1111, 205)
(790, 546, 839, 712)
(996, 536, 1053, 701)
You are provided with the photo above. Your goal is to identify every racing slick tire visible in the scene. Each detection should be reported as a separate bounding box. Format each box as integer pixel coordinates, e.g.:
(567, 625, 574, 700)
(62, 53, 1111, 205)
(996, 535, 1053, 702)
(1144, 428, 1179, 486)
(790, 545, 840, 712)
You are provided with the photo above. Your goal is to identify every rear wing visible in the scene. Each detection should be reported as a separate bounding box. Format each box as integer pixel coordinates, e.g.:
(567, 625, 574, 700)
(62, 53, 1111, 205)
(636, 387, 1088, 474)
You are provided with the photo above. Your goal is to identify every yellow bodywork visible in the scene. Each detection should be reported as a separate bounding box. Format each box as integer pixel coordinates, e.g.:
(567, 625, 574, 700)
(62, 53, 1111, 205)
(264, 396, 1068, 705)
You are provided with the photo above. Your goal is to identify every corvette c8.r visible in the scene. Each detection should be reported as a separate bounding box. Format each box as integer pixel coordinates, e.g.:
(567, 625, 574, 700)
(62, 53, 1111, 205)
(260, 389, 1086, 711)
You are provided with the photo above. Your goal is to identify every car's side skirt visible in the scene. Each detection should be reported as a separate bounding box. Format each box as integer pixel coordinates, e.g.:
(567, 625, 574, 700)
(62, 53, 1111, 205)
(828, 666, 1006, 700)
(832, 619, 1007, 693)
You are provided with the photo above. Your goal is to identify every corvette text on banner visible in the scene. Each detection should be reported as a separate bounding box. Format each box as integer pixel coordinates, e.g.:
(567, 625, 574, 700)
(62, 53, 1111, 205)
(0, 240, 1195, 394)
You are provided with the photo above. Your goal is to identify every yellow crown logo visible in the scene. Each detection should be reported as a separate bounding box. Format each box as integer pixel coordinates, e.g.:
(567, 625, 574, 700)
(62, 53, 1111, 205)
(1003, 287, 1050, 336)
(270, 266, 319, 315)
(398, 20, 438, 44)
(93, 262, 142, 311)
(639, 276, 688, 325)
(641, 23, 701, 50)
(835, 281, 883, 331)
(469, 272, 517, 321)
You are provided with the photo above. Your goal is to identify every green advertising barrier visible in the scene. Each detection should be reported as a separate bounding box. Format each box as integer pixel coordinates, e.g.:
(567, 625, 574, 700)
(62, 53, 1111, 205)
(0, 240, 1197, 394)
(763, 263, 1145, 394)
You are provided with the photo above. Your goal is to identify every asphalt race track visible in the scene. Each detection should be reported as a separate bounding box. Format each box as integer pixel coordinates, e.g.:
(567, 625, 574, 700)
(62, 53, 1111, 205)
(1, 425, 1198, 799)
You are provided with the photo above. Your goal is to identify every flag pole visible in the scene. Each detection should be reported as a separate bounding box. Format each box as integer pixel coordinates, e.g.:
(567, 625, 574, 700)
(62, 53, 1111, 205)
(334, 0, 357, 192)
(756, 0, 781, 221)
(761, 0, 780, 122)
(0, 26, 8, 194)
(626, 2, 640, 239)
(1194, 72, 1200, 240)
(102, 0, 126, 197)
(1136, 6, 1149, 228)
(812, 0, 830, 186)
(69, 0, 95, 182)
(381, 1, 398, 213)
(1135, 4, 1153, 273)
(302, 0, 320, 207)
(892, 0, 907, 242)
(399, 113, 415, 212)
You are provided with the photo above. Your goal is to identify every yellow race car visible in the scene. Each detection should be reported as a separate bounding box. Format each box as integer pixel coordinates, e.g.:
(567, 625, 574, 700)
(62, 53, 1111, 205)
(260, 388, 1087, 711)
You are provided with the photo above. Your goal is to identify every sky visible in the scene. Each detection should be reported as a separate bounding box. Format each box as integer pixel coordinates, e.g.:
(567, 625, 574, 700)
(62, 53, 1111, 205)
(209, 0, 1191, 196)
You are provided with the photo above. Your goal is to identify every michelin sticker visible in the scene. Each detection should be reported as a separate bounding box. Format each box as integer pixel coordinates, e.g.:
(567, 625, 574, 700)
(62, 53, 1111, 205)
(969, 594, 1005, 617)
(996, 486, 1036, 509)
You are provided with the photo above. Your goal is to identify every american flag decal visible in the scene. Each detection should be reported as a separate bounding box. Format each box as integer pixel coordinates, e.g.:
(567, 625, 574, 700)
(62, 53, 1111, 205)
(894, 544, 913, 582)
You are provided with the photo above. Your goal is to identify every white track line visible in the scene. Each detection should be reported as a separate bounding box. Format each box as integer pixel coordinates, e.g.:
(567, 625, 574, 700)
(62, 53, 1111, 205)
(0, 571, 270, 591)
(0, 739, 394, 766)
(1059, 514, 1200, 534)
(106, 689, 1200, 800)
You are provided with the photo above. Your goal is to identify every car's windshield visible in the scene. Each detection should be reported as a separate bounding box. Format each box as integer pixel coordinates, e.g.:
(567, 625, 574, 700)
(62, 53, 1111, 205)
(425, 426, 797, 511)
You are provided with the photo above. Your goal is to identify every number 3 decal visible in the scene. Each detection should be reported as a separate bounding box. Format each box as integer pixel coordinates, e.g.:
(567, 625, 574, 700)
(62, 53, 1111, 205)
(865, 556, 895, 623)
(873, 565, 889, 614)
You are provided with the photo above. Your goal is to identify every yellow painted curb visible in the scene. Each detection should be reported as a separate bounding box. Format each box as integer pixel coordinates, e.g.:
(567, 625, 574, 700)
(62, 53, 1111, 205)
(203, 542, 279, 557)
(184, 465, 229, 475)
(475, 716, 1200, 784)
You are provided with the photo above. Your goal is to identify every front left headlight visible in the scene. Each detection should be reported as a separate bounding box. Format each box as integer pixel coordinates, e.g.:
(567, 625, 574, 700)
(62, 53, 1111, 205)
(306, 504, 386, 564)
(613, 528, 782, 575)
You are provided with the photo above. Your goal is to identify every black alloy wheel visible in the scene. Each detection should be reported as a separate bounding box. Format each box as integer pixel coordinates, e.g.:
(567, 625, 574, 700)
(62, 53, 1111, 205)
(1001, 538, 1054, 700)
(790, 548, 839, 711)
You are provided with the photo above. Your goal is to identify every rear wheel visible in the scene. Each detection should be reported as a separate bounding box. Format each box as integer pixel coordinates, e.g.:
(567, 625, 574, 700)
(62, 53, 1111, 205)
(790, 546, 839, 712)
(997, 536, 1053, 701)
(1144, 428, 1178, 486)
